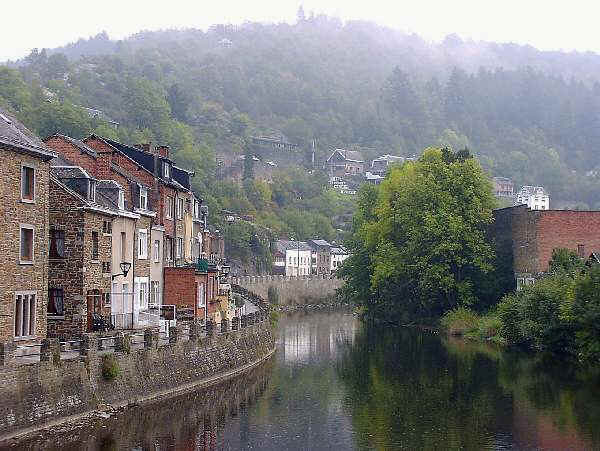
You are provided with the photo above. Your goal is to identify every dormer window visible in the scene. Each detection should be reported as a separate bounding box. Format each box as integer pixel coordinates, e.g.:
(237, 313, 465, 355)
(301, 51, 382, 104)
(88, 180, 96, 202)
(139, 187, 148, 210)
(163, 162, 170, 179)
(118, 190, 125, 210)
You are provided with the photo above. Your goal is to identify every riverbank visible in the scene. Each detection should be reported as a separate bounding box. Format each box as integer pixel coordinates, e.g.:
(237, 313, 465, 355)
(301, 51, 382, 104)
(0, 316, 274, 443)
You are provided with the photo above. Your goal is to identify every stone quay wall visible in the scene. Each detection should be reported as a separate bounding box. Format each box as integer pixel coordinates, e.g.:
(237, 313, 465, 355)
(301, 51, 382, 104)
(0, 313, 274, 441)
(231, 275, 343, 305)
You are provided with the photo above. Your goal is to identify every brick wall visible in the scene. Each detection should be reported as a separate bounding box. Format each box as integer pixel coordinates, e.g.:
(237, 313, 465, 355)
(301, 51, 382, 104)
(164, 267, 195, 308)
(0, 148, 50, 343)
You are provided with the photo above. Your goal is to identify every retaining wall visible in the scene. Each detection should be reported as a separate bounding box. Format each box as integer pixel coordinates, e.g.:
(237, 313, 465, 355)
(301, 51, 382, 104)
(0, 315, 274, 441)
(231, 275, 343, 305)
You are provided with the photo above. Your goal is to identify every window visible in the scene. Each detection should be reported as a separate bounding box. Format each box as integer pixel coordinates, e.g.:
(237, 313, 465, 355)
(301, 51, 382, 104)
(153, 240, 160, 262)
(91, 231, 99, 260)
(49, 229, 65, 259)
(578, 244, 585, 258)
(163, 162, 170, 178)
(197, 282, 205, 307)
(102, 262, 111, 273)
(177, 198, 184, 219)
(176, 237, 183, 259)
(138, 229, 148, 259)
(88, 180, 96, 202)
(194, 201, 200, 219)
(139, 187, 148, 210)
(165, 237, 173, 261)
(150, 281, 160, 306)
(103, 220, 112, 234)
(20, 225, 34, 263)
(21, 165, 35, 202)
(118, 190, 125, 210)
(103, 292, 111, 308)
(14, 292, 36, 338)
(139, 281, 148, 310)
(121, 232, 127, 259)
(48, 288, 64, 316)
(166, 196, 173, 219)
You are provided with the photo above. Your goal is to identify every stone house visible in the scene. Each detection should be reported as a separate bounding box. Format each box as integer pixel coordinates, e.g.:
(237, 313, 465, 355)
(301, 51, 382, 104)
(308, 239, 332, 275)
(44, 135, 157, 328)
(492, 177, 514, 198)
(325, 149, 365, 178)
(491, 205, 600, 290)
(371, 154, 404, 176)
(281, 241, 312, 276)
(0, 108, 56, 344)
(47, 164, 119, 338)
(330, 246, 349, 272)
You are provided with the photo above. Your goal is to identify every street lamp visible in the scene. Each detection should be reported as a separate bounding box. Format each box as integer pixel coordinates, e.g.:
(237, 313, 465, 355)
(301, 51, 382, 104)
(112, 261, 132, 280)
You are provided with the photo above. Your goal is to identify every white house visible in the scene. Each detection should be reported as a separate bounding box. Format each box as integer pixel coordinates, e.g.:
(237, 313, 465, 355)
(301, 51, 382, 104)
(516, 185, 550, 210)
(285, 241, 313, 276)
(330, 247, 349, 272)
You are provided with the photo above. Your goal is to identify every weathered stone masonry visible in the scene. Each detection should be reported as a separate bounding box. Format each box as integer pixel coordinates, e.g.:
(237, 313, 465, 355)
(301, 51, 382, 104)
(0, 317, 274, 440)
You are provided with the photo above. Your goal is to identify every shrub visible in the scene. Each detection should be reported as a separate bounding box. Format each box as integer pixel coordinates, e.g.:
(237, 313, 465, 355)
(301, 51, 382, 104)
(267, 285, 280, 305)
(101, 354, 119, 381)
(440, 307, 479, 336)
(269, 309, 280, 327)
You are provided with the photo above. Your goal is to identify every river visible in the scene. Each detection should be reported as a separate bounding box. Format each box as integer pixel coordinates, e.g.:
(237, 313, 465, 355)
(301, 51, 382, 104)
(8, 310, 600, 450)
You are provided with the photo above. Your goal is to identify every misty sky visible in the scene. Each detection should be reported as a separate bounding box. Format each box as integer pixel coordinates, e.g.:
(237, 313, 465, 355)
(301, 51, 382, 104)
(3, 0, 599, 61)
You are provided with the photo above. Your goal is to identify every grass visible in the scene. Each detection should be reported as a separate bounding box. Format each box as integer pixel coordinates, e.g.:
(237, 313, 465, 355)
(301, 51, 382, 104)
(440, 307, 504, 343)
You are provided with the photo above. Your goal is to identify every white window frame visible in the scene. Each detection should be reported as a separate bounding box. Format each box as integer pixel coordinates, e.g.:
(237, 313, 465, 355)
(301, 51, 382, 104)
(197, 282, 205, 307)
(135, 277, 149, 311)
(176, 237, 183, 259)
(166, 196, 173, 219)
(150, 280, 160, 307)
(19, 224, 34, 265)
(163, 162, 170, 178)
(118, 190, 125, 210)
(139, 186, 148, 210)
(153, 239, 160, 263)
(21, 164, 35, 203)
(138, 229, 148, 259)
(177, 197, 184, 219)
(88, 180, 96, 202)
(14, 291, 36, 339)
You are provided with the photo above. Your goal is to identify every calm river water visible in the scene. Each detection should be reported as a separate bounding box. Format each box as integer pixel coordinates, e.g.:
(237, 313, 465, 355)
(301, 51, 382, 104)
(9, 310, 600, 450)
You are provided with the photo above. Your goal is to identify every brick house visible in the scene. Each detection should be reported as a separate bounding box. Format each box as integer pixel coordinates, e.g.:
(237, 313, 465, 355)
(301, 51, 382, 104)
(0, 108, 56, 344)
(163, 266, 207, 323)
(44, 135, 157, 328)
(491, 205, 600, 290)
(308, 239, 332, 275)
(47, 164, 119, 338)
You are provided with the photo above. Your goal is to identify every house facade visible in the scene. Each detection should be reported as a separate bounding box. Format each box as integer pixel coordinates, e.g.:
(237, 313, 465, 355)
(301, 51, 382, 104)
(284, 241, 312, 276)
(47, 165, 118, 338)
(516, 185, 549, 210)
(330, 247, 349, 272)
(0, 109, 55, 343)
(493, 177, 514, 197)
(371, 154, 404, 176)
(325, 149, 365, 178)
(308, 239, 332, 275)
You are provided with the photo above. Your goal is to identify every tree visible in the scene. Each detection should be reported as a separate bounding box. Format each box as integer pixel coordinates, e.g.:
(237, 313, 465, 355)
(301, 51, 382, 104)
(341, 147, 497, 322)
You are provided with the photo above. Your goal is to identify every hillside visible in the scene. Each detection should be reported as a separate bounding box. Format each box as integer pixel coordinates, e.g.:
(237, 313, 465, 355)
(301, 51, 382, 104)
(3, 16, 600, 237)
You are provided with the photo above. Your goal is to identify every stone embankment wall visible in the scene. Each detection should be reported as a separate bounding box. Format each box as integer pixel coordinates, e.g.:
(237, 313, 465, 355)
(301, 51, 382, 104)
(231, 275, 343, 305)
(0, 314, 274, 441)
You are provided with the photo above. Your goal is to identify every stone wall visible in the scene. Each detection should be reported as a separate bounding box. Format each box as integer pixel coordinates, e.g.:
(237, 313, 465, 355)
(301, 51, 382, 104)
(231, 275, 343, 305)
(0, 316, 274, 440)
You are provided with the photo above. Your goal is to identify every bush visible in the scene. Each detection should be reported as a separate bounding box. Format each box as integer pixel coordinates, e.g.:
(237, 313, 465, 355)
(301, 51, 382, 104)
(269, 309, 280, 327)
(440, 307, 479, 336)
(267, 285, 280, 305)
(101, 354, 120, 381)
(469, 314, 502, 341)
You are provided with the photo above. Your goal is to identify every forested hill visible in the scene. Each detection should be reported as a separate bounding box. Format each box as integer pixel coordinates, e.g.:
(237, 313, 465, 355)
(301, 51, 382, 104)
(3, 16, 600, 214)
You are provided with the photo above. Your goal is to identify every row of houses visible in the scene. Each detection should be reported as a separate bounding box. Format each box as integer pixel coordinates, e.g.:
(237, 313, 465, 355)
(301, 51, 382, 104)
(0, 108, 238, 345)
(493, 177, 550, 210)
(271, 239, 349, 276)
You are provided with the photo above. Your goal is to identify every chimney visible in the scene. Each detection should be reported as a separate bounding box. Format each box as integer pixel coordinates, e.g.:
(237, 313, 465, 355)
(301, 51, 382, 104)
(158, 145, 170, 158)
(136, 142, 157, 154)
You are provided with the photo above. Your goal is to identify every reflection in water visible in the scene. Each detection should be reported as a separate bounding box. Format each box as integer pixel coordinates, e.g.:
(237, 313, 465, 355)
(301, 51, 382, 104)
(6, 310, 600, 450)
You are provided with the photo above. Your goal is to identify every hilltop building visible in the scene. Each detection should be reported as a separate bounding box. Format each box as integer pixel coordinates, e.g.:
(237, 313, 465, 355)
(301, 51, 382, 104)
(493, 177, 514, 197)
(516, 185, 549, 210)
(371, 154, 404, 176)
(325, 149, 365, 178)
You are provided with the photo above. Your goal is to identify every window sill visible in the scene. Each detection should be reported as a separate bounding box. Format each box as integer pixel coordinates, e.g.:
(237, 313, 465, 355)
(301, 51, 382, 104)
(103, 233, 112, 237)
(138, 256, 148, 260)
(47, 315, 65, 320)
(90, 260, 101, 264)
(19, 260, 34, 265)
(20, 198, 35, 204)
(49, 257, 65, 262)
(13, 335, 36, 342)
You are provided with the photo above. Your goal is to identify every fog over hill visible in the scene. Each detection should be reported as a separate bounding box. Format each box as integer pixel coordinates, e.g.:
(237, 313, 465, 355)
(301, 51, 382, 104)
(3, 16, 600, 224)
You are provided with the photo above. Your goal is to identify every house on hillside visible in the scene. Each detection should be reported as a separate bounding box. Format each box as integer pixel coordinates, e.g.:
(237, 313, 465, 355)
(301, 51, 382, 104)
(275, 240, 312, 276)
(0, 108, 56, 344)
(516, 185, 549, 210)
(325, 149, 365, 178)
(308, 239, 332, 275)
(251, 135, 298, 152)
(493, 177, 514, 198)
(371, 154, 404, 176)
(330, 247, 349, 272)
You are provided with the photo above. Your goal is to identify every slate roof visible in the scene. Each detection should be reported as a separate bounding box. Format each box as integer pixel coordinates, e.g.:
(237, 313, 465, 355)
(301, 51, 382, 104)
(0, 107, 56, 160)
(276, 239, 313, 251)
(326, 149, 364, 163)
(51, 166, 93, 180)
(331, 247, 348, 255)
(97, 179, 122, 190)
(309, 239, 332, 249)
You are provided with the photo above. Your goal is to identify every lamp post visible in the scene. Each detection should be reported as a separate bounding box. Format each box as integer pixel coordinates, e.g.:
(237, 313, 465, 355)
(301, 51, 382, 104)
(112, 261, 132, 280)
